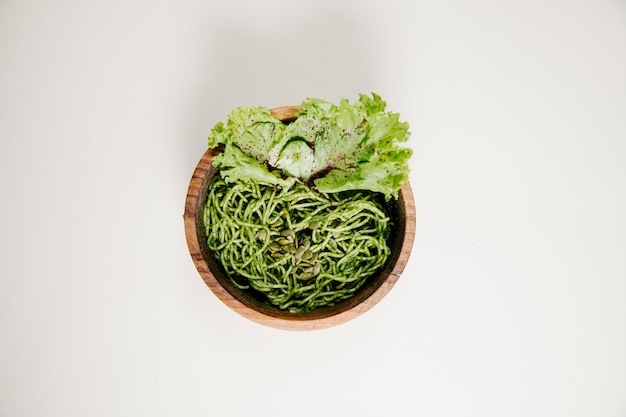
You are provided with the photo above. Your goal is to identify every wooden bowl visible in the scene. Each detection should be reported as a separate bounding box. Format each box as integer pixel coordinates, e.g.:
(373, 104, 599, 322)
(184, 106, 415, 331)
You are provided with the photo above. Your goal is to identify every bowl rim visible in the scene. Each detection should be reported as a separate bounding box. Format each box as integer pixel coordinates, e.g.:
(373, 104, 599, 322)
(184, 106, 416, 331)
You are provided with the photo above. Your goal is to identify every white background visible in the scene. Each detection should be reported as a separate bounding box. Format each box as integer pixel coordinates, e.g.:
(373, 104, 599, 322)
(1, 0, 625, 416)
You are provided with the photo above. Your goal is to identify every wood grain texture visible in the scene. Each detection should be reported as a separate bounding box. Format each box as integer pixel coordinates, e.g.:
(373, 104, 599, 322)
(184, 106, 416, 331)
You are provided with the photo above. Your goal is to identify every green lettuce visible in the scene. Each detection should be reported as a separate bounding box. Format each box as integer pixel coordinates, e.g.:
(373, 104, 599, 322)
(207, 93, 412, 200)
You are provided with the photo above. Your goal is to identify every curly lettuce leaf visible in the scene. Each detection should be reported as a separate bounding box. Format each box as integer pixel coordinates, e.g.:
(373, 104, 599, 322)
(314, 146, 413, 197)
(211, 144, 294, 187)
(208, 106, 285, 163)
(273, 97, 370, 181)
(207, 93, 412, 199)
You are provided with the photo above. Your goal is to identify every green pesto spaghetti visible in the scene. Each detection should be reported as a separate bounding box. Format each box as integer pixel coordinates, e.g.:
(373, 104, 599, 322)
(203, 177, 392, 313)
